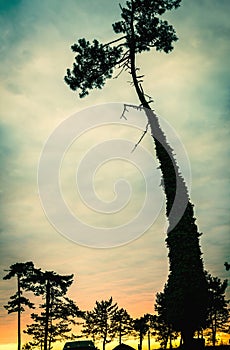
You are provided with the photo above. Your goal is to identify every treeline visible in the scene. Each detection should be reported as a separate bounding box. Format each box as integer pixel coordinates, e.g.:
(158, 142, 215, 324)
(3, 262, 229, 350)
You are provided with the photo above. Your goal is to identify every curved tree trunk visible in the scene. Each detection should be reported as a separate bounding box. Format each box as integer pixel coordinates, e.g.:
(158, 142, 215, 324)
(131, 80, 207, 349)
(131, 83, 207, 348)
(129, 8, 208, 348)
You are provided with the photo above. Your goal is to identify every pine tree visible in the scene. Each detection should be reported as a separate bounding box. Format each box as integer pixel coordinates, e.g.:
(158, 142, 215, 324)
(110, 307, 133, 345)
(24, 300, 80, 350)
(205, 272, 229, 346)
(28, 269, 77, 350)
(65, 1, 209, 348)
(154, 288, 179, 349)
(132, 314, 150, 350)
(3, 262, 36, 350)
(82, 297, 118, 350)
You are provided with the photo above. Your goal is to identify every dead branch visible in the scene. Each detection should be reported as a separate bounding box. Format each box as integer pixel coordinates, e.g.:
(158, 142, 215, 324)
(131, 122, 150, 153)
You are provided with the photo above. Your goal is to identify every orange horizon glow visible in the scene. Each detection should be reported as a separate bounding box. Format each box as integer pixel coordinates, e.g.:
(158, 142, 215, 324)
(1, 310, 230, 350)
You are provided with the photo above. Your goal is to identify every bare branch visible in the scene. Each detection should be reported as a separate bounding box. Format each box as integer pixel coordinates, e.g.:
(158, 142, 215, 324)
(113, 65, 127, 79)
(139, 84, 154, 104)
(120, 104, 152, 151)
(119, 3, 124, 11)
(120, 103, 144, 121)
(120, 104, 129, 120)
(103, 36, 127, 48)
(116, 50, 130, 66)
(131, 122, 150, 153)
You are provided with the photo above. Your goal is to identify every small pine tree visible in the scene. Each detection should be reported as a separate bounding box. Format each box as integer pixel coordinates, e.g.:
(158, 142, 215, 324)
(132, 314, 150, 350)
(110, 307, 133, 344)
(82, 297, 118, 350)
(205, 272, 229, 346)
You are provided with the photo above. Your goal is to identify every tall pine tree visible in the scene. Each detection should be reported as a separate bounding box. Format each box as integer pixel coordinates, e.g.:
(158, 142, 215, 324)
(65, 1, 208, 348)
(28, 269, 75, 350)
(3, 262, 36, 350)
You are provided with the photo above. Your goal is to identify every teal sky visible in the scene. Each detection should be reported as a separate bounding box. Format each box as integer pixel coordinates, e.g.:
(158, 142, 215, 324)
(0, 0, 229, 348)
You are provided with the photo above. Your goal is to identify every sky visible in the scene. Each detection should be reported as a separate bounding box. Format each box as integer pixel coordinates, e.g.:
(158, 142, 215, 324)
(0, 0, 229, 349)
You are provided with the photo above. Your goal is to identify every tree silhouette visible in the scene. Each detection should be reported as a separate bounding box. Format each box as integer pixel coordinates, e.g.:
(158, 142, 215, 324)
(132, 314, 150, 350)
(65, 0, 180, 98)
(110, 307, 133, 345)
(24, 313, 45, 349)
(65, 1, 208, 348)
(28, 269, 75, 350)
(3, 262, 36, 350)
(24, 297, 81, 350)
(82, 297, 118, 350)
(154, 288, 178, 349)
(205, 272, 229, 346)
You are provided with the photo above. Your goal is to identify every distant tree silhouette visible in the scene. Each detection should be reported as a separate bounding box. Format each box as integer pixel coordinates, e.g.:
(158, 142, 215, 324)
(24, 297, 82, 350)
(28, 269, 77, 350)
(82, 297, 118, 350)
(3, 263, 82, 350)
(110, 307, 133, 345)
(65, 1, 208, 348)
(24, 313, 45, 349)
(205, 272, 229, 346)
(132, 314, 150, 350)
(3, 262, 36, 350)
(154, 289, 178, 349)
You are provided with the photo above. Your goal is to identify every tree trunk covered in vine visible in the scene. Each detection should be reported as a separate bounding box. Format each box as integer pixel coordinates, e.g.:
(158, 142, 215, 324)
(129, 14, 208, 347)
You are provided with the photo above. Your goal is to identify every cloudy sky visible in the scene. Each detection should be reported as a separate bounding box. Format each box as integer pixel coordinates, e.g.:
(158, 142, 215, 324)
(0, 0, 229, 349)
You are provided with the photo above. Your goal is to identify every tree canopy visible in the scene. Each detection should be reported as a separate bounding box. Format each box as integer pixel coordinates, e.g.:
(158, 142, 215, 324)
(3, 262, 81, 350)
(82, 297, 118, 350)
(65, 0, 181, 98)
(110, 307, 133, 344)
